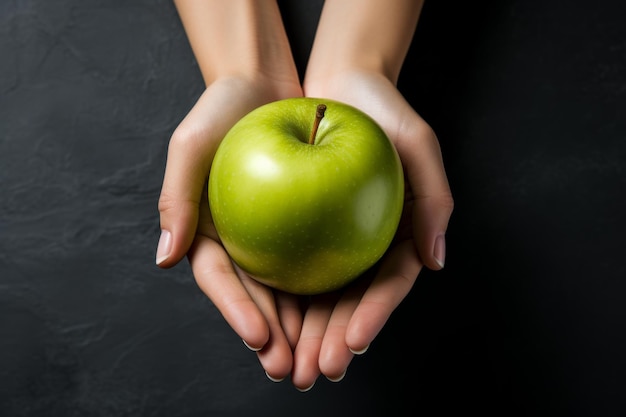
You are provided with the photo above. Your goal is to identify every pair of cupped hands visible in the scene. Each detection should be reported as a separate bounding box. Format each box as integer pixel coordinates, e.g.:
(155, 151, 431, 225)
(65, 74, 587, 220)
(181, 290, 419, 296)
(156, 70, 453, 392)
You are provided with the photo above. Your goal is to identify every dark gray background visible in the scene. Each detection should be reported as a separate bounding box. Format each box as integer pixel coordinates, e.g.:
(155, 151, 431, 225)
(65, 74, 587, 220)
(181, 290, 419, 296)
(1, 0, 625, 416)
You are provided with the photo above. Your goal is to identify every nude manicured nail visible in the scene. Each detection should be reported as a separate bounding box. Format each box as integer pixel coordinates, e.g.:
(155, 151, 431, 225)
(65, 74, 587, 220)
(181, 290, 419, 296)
(242, 339, 261, 352)
(155, 229, 172, 265)
(296, 382, 315, 393)
(326, 370, 347, 383)
(434, 234, 446, 269)
(349, 344, 369, 355)
(265, 371, 285, 383)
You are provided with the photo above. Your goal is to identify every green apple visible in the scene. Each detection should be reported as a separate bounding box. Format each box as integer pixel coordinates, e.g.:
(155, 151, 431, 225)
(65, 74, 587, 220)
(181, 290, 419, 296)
(208, 97, 404, 295)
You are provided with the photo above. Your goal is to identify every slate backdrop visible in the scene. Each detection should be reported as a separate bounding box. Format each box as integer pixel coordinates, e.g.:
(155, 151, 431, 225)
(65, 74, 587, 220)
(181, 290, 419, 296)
(1, 1, 625, 416)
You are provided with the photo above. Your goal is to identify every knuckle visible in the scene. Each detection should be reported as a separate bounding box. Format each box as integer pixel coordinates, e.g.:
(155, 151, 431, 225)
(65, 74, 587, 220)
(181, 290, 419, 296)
(438, 192, 455, 213)
(157, 192, 177, 215)
(169, 123, 203, 152)
(158, 192, 199, 215)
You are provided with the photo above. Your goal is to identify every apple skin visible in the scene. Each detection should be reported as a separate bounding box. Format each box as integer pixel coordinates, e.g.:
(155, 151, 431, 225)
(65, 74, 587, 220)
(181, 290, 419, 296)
(208, 97, 404, 295)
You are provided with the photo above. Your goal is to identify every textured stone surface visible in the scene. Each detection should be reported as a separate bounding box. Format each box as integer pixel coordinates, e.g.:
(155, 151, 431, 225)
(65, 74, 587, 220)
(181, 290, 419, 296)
(1, 0, 625, 416)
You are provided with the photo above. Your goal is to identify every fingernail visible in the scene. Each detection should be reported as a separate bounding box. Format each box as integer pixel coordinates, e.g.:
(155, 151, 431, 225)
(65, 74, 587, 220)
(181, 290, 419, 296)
(349, 344, 369, 355)
(155, 230, 172, 265)
(242, 339, 261, 352)
(434, 234, 446, 269)
(326, 369, 346, 383)
(296, 382, 315, 393)
(265, 371, 285, 383)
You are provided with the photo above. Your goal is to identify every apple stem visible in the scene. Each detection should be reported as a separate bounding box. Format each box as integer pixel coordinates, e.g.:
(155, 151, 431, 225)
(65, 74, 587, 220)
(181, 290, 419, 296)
(308, 104, 327, 145)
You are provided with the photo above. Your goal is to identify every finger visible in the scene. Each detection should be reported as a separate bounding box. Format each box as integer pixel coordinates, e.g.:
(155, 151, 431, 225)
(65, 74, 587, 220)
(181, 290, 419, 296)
(345, 240, 422, 352)
(394, 116, 454, 270)
(274, 291, 304, 350)
(291, 292, 340, 392)
(188, 234, 269, 350)
(237, 270, 294, 382)
(318, 277, 371, 382)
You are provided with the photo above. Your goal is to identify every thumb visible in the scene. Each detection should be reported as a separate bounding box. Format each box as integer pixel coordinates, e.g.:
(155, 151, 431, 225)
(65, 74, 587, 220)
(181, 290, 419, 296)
(396, 118, 454, 271)
(156, 91, 222, 268)
(156, 127, 210, 268)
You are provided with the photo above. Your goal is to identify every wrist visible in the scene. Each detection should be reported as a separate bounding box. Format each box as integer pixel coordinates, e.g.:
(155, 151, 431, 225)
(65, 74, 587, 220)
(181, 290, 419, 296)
(174, 0, 299, 89)
(304, 0, 423, 87)
(212, 73, 303, 105)
(303, 68, 389, 100)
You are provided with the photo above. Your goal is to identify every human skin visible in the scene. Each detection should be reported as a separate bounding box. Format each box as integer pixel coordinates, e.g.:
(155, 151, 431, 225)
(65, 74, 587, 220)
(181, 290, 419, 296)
(157, 0, 453, 392)
(157, 0, 303, 381)
(291, 0, 454, 390)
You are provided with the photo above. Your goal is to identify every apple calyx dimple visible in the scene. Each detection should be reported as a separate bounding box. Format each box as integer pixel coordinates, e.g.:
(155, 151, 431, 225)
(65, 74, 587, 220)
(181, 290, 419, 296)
(308, 104, 327, 145)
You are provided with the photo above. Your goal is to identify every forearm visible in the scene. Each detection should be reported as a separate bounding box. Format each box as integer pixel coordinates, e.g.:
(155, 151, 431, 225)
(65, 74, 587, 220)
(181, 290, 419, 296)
(304, 0, 424, 86)
(173, 0, 299, 88)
